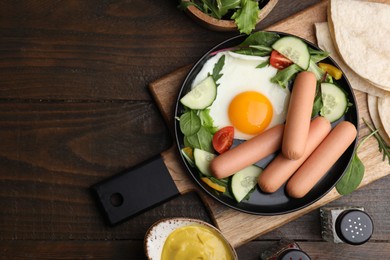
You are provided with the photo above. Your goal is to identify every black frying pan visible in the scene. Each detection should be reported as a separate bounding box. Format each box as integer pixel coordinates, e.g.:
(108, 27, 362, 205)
(174, 32, 359, 215)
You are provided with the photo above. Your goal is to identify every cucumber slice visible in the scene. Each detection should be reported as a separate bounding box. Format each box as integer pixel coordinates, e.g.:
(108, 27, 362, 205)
(272, 36, 310, 70)
(180, 76, 217, 110)
(231, 165, 263, 202)
(320, 83, 349, 122)
(193, 148, 216, 176)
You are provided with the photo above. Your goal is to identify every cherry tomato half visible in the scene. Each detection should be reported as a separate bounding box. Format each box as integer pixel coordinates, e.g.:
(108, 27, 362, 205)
(269, 50, 293, 70)
(212, 126, 234, 154)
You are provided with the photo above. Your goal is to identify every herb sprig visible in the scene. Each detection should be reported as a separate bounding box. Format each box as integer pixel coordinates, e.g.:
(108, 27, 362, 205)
(363, 118, 390, 164)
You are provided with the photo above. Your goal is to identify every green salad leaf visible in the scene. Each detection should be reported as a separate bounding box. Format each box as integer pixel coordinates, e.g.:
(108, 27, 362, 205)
(212, 55, 225, 84)
(336, 118, 389, 196)
(231, 0, 260, 34)
(180, 110, 201, 136)
(186, 126, 214, 152)
(270, 64, 302, 89)
(239, 31, 280, 48)
(311, 82, 323, 117)
(179, 0, 262, 34)
(336, 128, 375, 195)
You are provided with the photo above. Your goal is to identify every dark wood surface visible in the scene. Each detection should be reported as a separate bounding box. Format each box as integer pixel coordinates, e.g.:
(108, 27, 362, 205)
(0, 1, 388, 259)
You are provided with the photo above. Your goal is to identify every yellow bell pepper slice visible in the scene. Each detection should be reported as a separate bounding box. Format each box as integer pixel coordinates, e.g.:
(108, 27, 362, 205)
(201, 177, 226, 193)
(318, 62, 343, 80)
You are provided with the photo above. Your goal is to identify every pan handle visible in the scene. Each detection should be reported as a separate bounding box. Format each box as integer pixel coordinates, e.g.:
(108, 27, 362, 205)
(91, 155, 180, 225)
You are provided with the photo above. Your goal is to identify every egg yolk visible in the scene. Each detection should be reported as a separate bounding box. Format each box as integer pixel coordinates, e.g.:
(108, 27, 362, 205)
(228, 91, 273, 136)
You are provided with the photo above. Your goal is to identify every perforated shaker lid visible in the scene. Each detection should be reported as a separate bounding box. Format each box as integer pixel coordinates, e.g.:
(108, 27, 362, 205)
(335, 209, 374, 245)
(279, 249, 311, 260)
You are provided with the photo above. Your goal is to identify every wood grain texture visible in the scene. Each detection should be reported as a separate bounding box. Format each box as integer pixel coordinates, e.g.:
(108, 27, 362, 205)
(149, 0, 390, 248)
(1, 0, 389, 259)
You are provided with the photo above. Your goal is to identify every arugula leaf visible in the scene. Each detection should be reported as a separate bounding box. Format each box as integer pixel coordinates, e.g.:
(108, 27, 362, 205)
(199, 109, 218, 134)
(256, 58, 269, 68)
(363, 118, 390, 164)
(270, 64, 302, 88)
(231, 0, 259, 35)
(311, 82, 323, 117)
(336, 128, 377, 195)
(212, 55, 225, 84)
(179, 110, 201, 136)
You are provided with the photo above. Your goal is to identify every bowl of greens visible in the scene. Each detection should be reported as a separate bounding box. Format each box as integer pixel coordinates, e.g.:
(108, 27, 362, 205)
(178, 0, 278, 34)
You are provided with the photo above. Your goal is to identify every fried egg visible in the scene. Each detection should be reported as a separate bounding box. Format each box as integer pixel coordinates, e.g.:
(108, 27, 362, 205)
(192, 51, 290, 140)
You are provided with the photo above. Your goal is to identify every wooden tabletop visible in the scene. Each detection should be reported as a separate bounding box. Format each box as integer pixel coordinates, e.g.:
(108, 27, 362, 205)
(0, 0, 389, 259)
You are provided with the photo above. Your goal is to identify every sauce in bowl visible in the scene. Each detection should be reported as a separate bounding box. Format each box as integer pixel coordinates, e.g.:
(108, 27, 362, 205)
(161, 224, 234, 260)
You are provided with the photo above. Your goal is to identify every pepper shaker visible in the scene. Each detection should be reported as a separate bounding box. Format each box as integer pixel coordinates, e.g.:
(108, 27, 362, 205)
(260, 238, 310, 260)
(320, 206, 374, 245)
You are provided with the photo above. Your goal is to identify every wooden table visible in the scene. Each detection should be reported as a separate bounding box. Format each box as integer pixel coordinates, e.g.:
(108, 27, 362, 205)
(0, 0, 389, 259)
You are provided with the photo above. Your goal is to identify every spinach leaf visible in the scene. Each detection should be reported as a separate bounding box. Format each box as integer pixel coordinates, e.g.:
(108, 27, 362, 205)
(234, 47, 270, 57)
(212, 54, 225, 84)
(270, 64, 302, 89)
(336, 128, 377, 195)
(187, 126, 214, 152)
(336, 153, 365, 195)
(239, 31, 280, 47)
(179, 110, 201, 136)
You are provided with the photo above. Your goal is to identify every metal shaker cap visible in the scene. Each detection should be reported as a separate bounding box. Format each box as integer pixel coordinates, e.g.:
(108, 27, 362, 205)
(279, 249, 311, 260)
(335, 209, 373, 245)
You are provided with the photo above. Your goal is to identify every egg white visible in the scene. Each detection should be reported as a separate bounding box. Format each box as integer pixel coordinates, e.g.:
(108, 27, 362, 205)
(192, 51, 290, 140)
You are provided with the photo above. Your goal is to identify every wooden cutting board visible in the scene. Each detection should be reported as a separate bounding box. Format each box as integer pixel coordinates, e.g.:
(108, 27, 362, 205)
(148, 0, 389, 248)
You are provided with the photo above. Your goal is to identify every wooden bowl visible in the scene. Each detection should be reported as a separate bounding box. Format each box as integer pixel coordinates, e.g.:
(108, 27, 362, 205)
(183, 0, 279, 32)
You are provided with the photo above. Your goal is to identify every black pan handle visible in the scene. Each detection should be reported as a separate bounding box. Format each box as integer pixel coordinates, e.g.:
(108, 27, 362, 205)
(91, 155, 180, 225)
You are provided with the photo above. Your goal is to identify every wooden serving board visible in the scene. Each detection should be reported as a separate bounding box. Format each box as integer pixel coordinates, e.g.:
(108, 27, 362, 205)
(148, 1, 389, 248)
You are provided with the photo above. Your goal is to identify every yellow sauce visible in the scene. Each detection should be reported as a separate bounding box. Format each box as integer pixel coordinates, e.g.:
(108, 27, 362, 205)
(161, 224, 234, 260)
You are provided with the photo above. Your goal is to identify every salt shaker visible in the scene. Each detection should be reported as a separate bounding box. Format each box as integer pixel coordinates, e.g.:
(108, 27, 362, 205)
(320, 206, 374, 245)
(260, 238, 310, 260)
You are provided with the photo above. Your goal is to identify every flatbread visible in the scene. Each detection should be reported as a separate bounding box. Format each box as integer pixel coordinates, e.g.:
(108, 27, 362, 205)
(367, 95, 390, 145)
(377, 95, 390, 142)
(328, 0, 390, 91)
(315, 22, 388, 97)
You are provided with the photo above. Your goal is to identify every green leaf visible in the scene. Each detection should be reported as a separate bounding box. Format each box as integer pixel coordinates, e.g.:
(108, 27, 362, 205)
(311, 83, 323, 117)
(239, 31, 280, 47)
(187, 126, 214, 152)
(179, 110, 201, 136)
(363, 118, 390, 164)
(336, 127, 377, 195)
(336, 153, 365, 195)
(309, 48, 330, 63)
(234, 47, 270, 56)
(270, 64, 302, 88)
(231, 0, 259, 35)
(256, 58, 269, 68)
(308, 59, 325, 81)
(212, 54, 225, 84)
(199, 109, 218, 134)
(217, 0, 241, 17)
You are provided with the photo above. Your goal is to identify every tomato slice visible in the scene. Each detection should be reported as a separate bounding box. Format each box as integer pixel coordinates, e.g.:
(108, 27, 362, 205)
(269, 50, 293, 70)
(212, 126, 234, 154)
